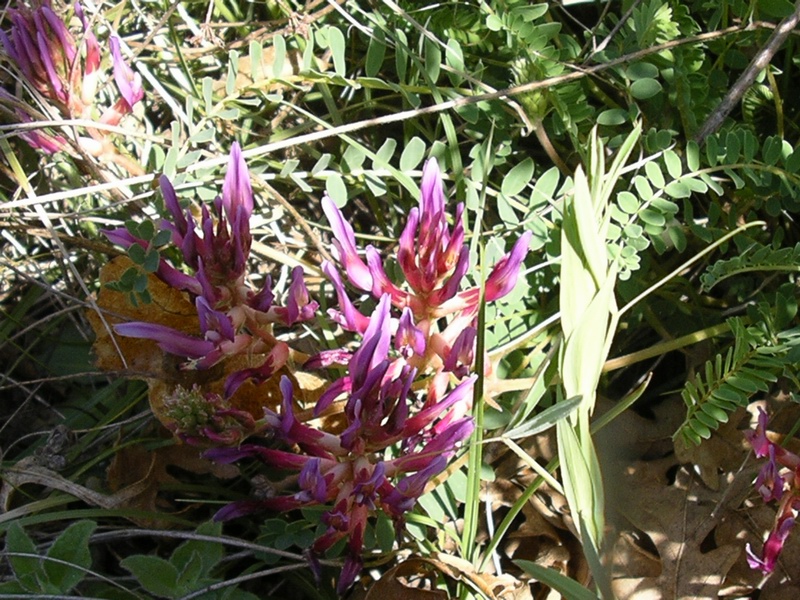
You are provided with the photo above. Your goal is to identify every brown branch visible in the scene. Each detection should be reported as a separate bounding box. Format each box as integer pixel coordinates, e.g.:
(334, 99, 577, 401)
(694, 1, 800, 142)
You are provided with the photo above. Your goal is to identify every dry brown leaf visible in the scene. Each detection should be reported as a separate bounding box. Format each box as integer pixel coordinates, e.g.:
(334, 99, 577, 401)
(480, 478, 572, 574)
(87, 256, 199, 378)
(361, 558, 449, 600)
(673, 408, 749, 490)
(88, 256, 325, 433)
(361, 555, 532, 600)
(609, 457, 740, 599)
(105, 442, 237, 527)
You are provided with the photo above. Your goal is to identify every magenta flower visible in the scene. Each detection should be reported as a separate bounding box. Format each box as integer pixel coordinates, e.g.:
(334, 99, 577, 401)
(106, 143, 317, 383)
(320, 157, 531, 376)
(0, 1, 143, 143)
(108, 36, 144, 114)
(744, 408, 800, 574)
(746, 513, 796, 573)
(208, 297, 475, 594)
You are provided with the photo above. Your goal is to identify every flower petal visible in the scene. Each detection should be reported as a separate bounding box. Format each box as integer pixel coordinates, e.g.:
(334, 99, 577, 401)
(322, 195, 373, 291)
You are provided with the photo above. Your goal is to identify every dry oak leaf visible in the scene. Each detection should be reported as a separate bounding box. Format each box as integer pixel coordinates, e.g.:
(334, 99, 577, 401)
(360, 555, 532, 600)
(87, 256, 315, 430)
(105, 442, 237, 528)
(87, 255, 199, 379)
(609, 457, 740, 599)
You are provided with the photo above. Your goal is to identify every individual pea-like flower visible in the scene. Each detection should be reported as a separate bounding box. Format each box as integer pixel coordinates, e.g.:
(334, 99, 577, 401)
(320, 157, 531, 376)
(206, 296, 475, 594)
(744, 408, 800, 574)
(105, 143, 317, 390)
(0, 1, 143, 157)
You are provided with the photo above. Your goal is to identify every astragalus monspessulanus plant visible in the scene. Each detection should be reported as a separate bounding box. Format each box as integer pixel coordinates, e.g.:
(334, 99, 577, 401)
(98, 148, 531, 594)
(99, 142, 317, 445)
(0, 0, 144, 172)
(207, 157, 531, 593)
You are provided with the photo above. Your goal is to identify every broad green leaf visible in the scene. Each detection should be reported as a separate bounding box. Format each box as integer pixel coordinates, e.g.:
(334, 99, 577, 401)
(530, 166, 560, 209)
(399, 137, 426, 171)
(786, 148, 800, 173)
(664, 181, 691, 198)
(502, 158, 535, 197)
(706, 135, 719, 167)
(513, 3, 549, 21)
(424, 38, 441, 82)
(743, 130, 758, 162)
(497, 194, 519, 225)
(175, 551, 204, 591)
(374, 138, 397, 167)
(633, 175, 653, 200)
(445, 39, 465, 81)
(630, 77, 662, 100)
(663, 150, 682, 179)
(143, 249, 160, 273)
(727, 375, 761, 393)
(365, 173, 387, 196)
(667, 225, 687, 252)
(171, 522, 223, 574)
(271, 35, 286, 78)
(302, 28, 315, 70)
(695, 409, 720, 430)
(760, 0, 795, 18)
(597, 109, 628, 126)
(225, 50, 238, 96)
(202, 77, 213, 112)
(249, 41, 263, 80)
(639, 208, 666, 226)
(365, 29, 386, 77)
(626, 62, 659, 80)
(725, 131, 741, 163)
(343, 145, 366, 171)
(617, 191, 639, 214)
(0, 581, 29, 593)
(325, 174, 348, 207)
(700, 402, 729, 423)
(763, 136, 783, 165)
(645, 161, 665, 188)
(44, 521, 96, 592)
(689, 418, 712, 440)
(486, 14, 504, 31)
(121, 555, 180, 598)
(6, 522, 39, 584)
(687, 140, 700, 171)
(328, 26, 346, 76)
(311, 153, 331, 175)
(395, 30, 408, 80)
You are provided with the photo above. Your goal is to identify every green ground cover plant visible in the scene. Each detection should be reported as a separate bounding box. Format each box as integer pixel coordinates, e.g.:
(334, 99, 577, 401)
(2, 0, 800, 597)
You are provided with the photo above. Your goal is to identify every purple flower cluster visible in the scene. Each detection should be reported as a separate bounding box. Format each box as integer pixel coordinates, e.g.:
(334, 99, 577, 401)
(104, 145, 531, 593)
(207, 297, 476, 594)
(745, 408, 800, 573)
(318, 158, 532, 394)
(0, 1, 144, 154)
(104, 143, 317, 399)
